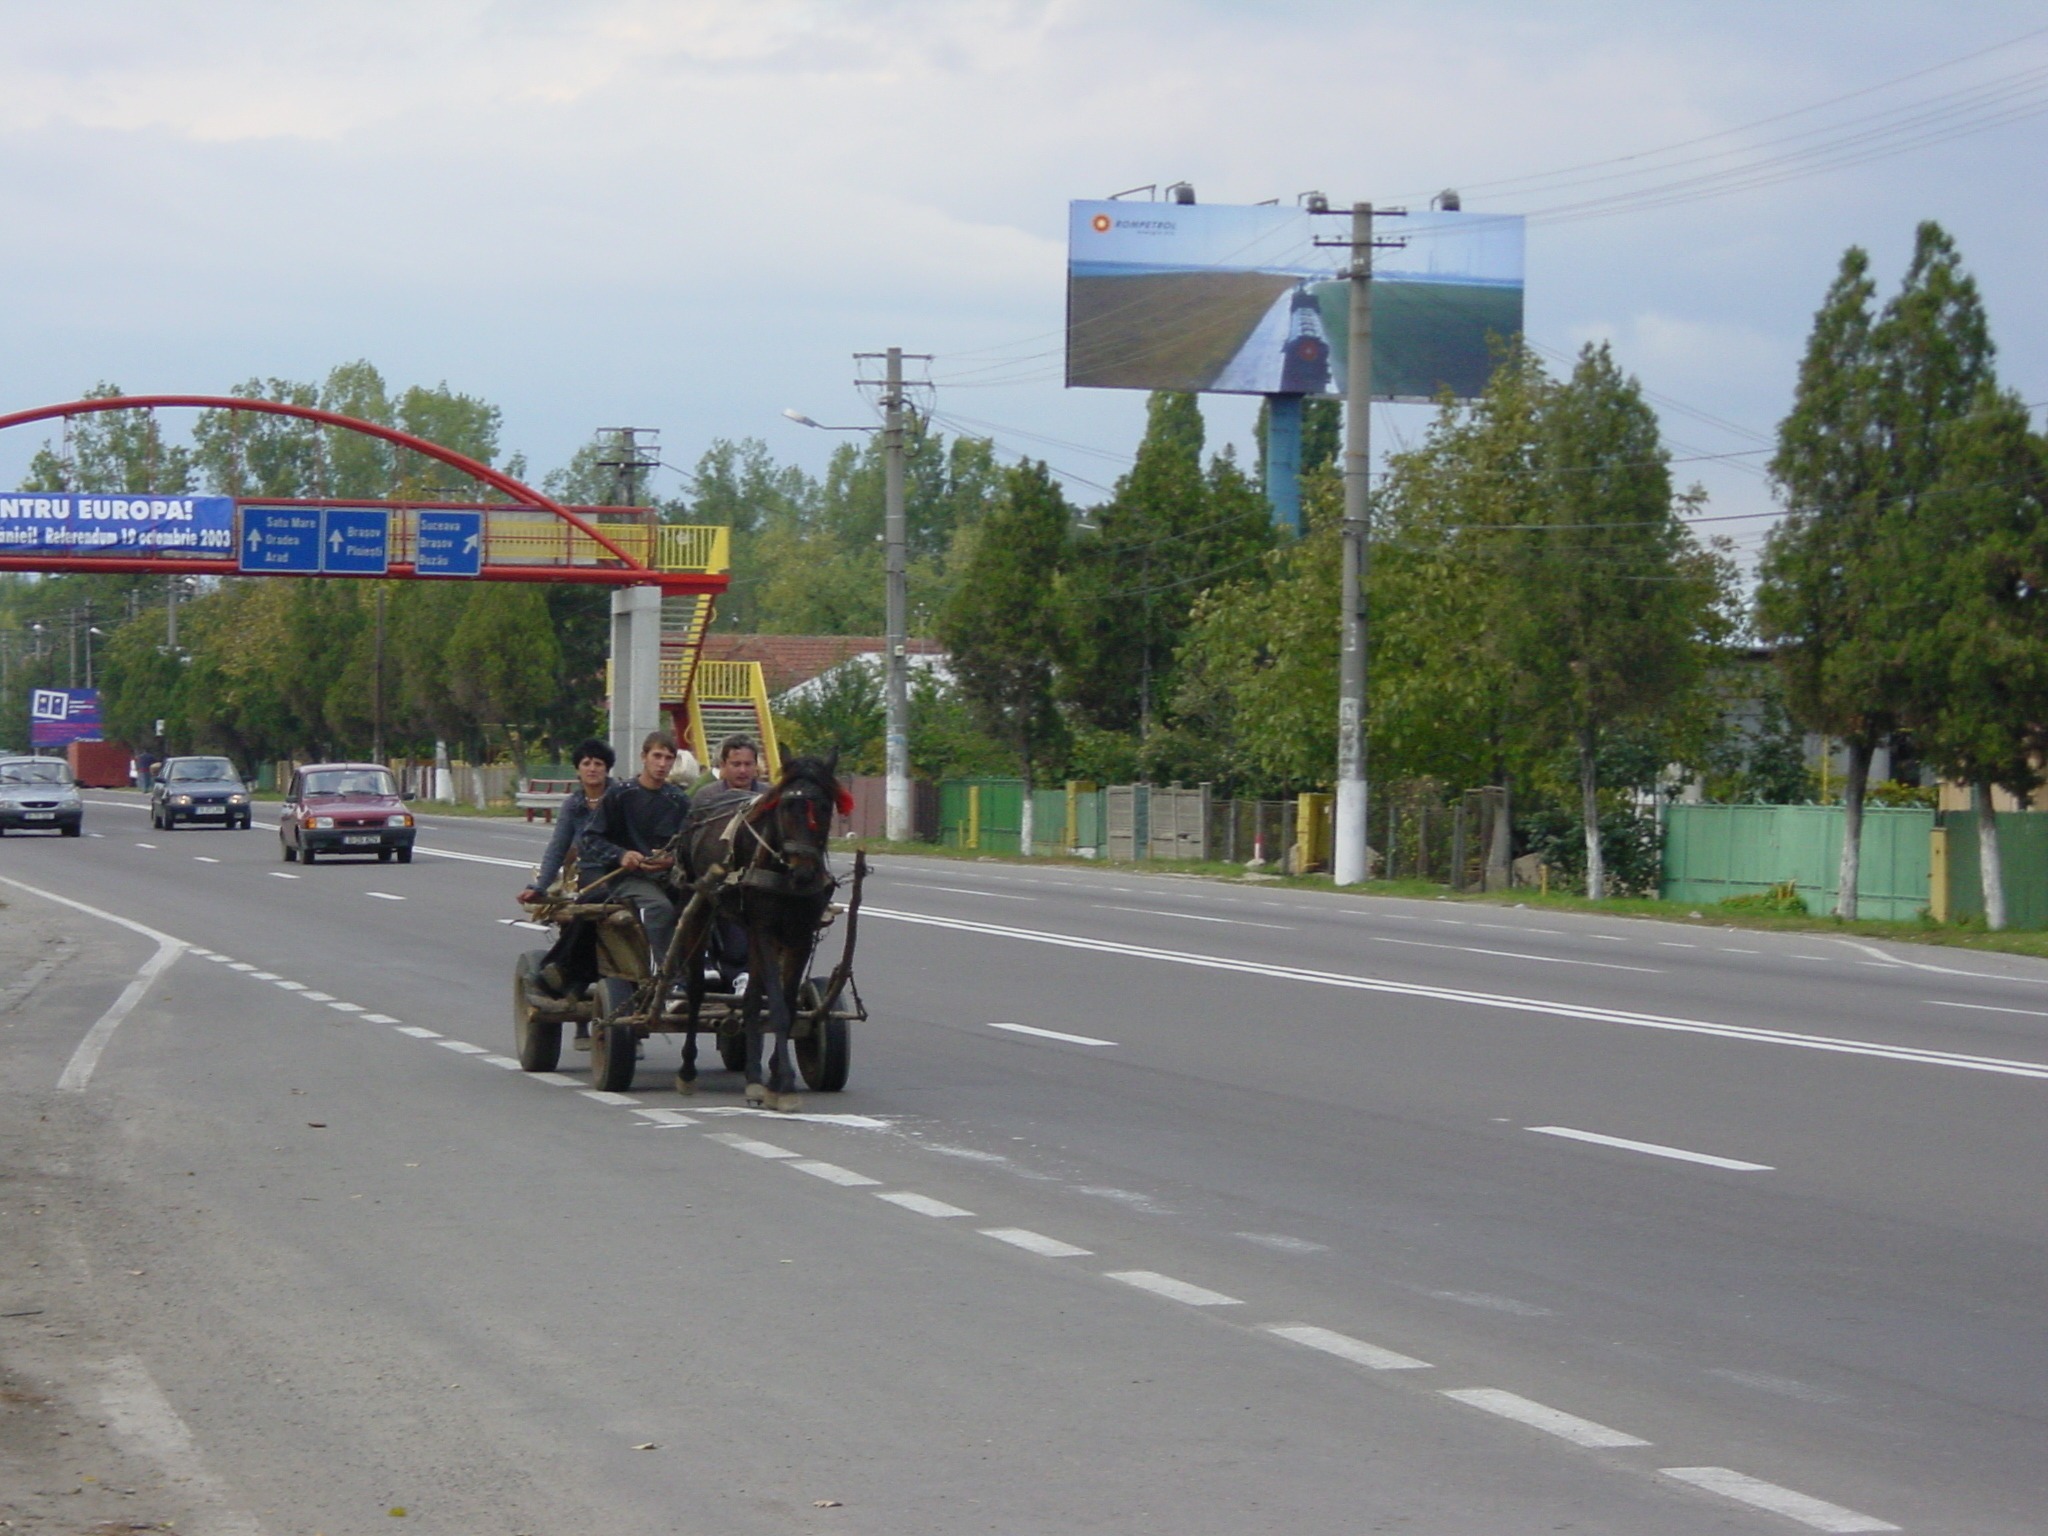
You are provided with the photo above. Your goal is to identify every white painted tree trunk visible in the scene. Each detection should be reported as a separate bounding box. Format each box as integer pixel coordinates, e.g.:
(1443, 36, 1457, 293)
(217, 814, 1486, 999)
(1019, 784, 1035, 859)
(1974, 781, 2007, 931)
(1834, 738, 1871, 920)
(1578, 728, 1604, 900)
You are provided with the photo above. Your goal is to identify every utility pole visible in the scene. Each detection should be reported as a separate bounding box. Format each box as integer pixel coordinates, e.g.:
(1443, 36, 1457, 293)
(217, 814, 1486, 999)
(595, 428, 661, 506)
(1315, 200, 1404, 885)
(854, 348, 931, 842)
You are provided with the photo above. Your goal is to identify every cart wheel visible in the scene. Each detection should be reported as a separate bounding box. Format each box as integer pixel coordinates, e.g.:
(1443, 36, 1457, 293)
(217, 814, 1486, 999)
(794, 977, 850, 1092)
(514, 951, 561, 1073)
(717, 1030, 748, 1073)
(590, 1021, 637, 1093)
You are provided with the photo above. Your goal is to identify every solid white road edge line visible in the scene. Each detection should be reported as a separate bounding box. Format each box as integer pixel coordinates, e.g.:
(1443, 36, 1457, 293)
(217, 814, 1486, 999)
(1526, 1125, 1773, 1171)
(1371, 934, 1661, 974)
(0, 876, 188, 1094)
(988, 1021, 1117, 1047)
(1105, 1270, 1242, 1306)
(1265, 1324, 1430, 1371)
(1659, 1467, 1899, 1533)
(96, 1355, 263, 1536)
(1440, 1388, 1650, 1448)
(865, 907, 2048, 1081)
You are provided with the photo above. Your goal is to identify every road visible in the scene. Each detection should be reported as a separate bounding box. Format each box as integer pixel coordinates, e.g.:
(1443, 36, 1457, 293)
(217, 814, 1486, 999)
(2, 790, 2044, 1534)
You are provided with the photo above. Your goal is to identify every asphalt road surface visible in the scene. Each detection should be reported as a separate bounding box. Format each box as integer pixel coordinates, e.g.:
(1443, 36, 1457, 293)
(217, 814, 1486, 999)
(3, 790, 2044, 1534)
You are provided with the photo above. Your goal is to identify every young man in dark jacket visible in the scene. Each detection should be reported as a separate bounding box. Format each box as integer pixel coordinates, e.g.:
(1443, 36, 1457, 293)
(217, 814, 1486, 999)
(577, 732, 692, 1000)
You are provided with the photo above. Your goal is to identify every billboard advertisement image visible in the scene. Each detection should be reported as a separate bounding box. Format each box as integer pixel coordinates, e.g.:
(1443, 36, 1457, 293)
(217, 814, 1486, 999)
(1067, 201, 1524, 401)
(29, 688, 101, 748)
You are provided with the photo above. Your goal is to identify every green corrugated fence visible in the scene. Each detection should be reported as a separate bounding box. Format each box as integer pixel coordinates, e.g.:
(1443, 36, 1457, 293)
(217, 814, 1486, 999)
(1660, 804, 1935, 921)
(1941, 811, 2048, 930)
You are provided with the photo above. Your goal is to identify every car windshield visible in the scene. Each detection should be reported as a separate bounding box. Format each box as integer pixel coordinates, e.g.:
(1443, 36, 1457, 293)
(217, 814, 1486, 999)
(0, 761, 69, 785)
(168, 758, 237, 782)
(303, 768, 397, 798)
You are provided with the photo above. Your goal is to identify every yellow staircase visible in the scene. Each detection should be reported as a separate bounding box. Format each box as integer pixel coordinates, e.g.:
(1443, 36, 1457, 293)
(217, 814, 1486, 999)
(685, 660, 780, 769)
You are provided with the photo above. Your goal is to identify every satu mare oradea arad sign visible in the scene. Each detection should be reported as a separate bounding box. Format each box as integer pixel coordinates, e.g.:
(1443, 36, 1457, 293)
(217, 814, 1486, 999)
(0, 493, 236, 556)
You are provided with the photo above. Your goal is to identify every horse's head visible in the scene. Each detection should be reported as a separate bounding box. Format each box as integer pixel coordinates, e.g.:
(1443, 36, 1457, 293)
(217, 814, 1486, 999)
(752, 749, 847, 891)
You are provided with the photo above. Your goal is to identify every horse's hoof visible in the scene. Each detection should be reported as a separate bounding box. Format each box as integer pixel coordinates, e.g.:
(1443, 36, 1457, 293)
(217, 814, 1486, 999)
(744, 1082, 767, 1105)
(768, 1092, 803, 1114)
(674, 1073, 697, 1096)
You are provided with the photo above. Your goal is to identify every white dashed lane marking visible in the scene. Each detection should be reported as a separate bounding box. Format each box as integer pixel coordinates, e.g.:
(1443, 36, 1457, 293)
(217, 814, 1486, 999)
(875, 1191, 973, 1218)
(1659, 1468, 1898, 1532)
(1528, 1125, 1773, 1172)
(979, 1228, 1091, 1258)
(1266, 1324, 1430, 1371)
(1440, 1388, 1650, 1449)
(395, 1025, 441, 1039)
(435, 1039, 488, 1054)
(706, 1133, 799, 1159)
(366, 891, 406, 901)
(1106, 1271, 1242, 1307)
(987, 1021, 1117, 1047)
(790, 1160, 882, 1187)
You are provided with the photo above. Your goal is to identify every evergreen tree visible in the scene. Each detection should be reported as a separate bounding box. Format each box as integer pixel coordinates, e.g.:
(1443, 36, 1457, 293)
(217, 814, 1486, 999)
(1757, 247, 1889, 916)
(937, 460, 1071, 848)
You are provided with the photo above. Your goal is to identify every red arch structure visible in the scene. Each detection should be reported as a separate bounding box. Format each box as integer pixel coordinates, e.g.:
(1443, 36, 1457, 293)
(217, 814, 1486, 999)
(0, 394, 710, 590)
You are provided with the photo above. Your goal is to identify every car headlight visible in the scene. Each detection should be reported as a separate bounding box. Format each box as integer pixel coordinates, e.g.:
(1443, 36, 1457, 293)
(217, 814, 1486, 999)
(230, 794, 248, 805)
(173, 794, 192, 806)
(388, 813, 413, 828)
(308, 815, 335, 829)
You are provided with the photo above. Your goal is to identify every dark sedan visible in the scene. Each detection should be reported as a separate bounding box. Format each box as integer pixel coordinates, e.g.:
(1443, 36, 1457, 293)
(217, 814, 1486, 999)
(150, 755, 253, 830)
(279, 763, 417, 864)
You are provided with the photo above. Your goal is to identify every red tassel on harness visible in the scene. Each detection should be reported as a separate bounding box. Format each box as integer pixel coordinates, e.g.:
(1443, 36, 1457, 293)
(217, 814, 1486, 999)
(835, 787, 855, 817)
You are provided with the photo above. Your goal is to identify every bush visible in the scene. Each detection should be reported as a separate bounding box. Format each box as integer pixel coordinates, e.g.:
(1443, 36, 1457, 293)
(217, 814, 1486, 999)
(1717, 881, 1809, 915)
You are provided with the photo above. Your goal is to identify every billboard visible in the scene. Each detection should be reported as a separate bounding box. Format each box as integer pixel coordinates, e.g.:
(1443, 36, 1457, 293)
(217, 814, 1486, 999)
(29, 688, 100, 748)
(0, 493, 236, 558)
(1066, 201, 1523, 401)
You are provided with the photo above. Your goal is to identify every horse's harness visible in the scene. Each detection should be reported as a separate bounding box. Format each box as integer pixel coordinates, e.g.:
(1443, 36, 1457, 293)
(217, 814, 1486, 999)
(685, 784, 837, 899)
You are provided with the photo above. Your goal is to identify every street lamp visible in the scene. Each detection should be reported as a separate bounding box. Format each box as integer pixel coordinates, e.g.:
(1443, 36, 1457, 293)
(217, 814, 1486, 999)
(85, 626, 105, 690)
(786, 387, 911, 842)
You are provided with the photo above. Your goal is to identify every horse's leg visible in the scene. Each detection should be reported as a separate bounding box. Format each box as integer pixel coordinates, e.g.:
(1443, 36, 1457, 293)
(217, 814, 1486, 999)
(741, 937, 769, 1104)
(675, 970, 703, 1095)
(760, 934, 804, 1112)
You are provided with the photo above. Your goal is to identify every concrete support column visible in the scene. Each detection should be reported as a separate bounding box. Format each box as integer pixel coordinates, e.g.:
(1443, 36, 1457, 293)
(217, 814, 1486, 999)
(609, 584, 663, 769)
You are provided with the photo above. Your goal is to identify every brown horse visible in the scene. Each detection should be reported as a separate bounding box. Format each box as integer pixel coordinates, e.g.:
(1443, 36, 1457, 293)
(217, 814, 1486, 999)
(676, 750, 847, 1111)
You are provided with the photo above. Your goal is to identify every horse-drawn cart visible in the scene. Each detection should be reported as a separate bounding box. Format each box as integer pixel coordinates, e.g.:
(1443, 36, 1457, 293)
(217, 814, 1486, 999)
(511, 759, 865, 1109)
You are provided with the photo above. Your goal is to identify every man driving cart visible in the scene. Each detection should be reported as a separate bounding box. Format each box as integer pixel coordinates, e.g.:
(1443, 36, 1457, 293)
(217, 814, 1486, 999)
(576, 731, 693, 1010)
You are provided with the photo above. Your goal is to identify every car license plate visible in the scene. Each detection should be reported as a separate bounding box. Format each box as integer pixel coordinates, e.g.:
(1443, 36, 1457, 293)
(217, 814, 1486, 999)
(194, 806, 225, 816)
(341, 834, 381, 845)
(23, 811, 54, 821)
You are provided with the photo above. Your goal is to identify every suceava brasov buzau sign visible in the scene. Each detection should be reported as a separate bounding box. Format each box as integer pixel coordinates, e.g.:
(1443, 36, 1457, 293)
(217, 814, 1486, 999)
(0, 492, 236, 556)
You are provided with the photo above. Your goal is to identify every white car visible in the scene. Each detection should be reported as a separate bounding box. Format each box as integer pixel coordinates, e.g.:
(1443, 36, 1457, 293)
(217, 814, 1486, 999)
(0, 756, 84, 836)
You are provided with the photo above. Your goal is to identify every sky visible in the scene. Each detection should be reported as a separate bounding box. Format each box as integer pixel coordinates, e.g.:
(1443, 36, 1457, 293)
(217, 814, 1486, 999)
(3, 0, 2046, 575)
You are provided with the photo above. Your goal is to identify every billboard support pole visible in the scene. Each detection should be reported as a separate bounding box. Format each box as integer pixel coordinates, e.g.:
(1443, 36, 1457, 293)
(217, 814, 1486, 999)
(882, 347, 912, 843)
(1333, 203, 1374, 886)
(1264, 394, 1304, 535)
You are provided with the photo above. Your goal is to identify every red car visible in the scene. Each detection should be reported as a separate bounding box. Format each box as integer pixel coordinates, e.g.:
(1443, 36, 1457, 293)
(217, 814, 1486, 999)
(279, 762, 417, 865)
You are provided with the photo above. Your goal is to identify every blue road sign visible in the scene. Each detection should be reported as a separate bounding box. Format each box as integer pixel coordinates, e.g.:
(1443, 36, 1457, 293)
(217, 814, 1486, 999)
(239, 507, 322, 573)
(413, 509, 484, 577)
(322, 507, 390, 575)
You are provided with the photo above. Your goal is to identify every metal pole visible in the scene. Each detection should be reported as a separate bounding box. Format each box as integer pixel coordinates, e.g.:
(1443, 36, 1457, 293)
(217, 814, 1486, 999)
(1333, 202, 1373, 886)
(883, 346, 912, 842)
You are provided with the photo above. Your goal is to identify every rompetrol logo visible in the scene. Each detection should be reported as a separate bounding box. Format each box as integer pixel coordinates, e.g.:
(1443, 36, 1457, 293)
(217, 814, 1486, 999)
(1091, 213, 1112, 233)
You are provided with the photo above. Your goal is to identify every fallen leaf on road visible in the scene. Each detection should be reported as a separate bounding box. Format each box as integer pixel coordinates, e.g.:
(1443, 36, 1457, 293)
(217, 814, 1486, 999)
(632, 1443, 659, 1451)
(813, 1499, 843, 1508)
(308, 1123, 327, 1129)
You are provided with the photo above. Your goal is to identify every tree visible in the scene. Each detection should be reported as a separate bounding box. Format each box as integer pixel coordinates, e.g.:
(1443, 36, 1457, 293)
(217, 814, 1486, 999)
(1063, 392, 1272, 736)
(1893, 383, 2048, 928)
(1502, 344, 1730, 898)
(1757, 248, 1889, 915)
(444, 583, 562, 773)
(937, 460, 1071, 849)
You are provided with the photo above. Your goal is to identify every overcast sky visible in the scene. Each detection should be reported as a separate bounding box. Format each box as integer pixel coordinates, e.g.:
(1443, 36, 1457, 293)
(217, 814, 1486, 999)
(4, 1, 2046, 568)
